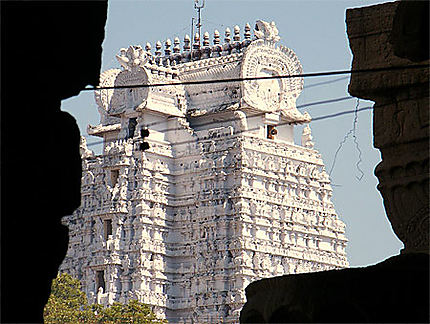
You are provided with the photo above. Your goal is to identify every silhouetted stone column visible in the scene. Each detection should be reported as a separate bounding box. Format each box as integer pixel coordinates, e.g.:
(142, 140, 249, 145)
(1, 2, 108, 322)
(346, 0, 429, 254)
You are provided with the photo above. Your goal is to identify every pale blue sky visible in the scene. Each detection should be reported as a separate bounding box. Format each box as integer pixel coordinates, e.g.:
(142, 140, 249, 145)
(62, 0, 403, 267)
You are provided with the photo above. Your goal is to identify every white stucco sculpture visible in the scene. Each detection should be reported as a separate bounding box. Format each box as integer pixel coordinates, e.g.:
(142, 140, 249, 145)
(61, 20, 348, 324)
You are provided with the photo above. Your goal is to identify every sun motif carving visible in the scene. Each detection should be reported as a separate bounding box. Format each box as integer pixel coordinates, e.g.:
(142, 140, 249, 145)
(241, 39, 304, 114)
(255, 68, 283, 110)
(109, 68, 150, 115)
(94, 68, 122, 109)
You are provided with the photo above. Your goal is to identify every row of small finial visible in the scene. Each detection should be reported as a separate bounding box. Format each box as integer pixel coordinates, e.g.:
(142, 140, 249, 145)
(145, 23, 252, 61)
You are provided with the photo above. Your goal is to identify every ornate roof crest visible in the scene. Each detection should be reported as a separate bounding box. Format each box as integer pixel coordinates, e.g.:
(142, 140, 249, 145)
(116, 45, 149, 70)
(240, 38, 305, 118)
(254, 20, 280, 43)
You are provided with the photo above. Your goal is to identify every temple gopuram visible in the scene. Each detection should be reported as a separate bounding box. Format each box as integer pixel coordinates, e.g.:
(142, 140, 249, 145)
(60, 20, 349, 323)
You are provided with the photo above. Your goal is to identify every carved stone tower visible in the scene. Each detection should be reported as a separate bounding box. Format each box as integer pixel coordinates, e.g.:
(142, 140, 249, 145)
(61, 20, 349, 323)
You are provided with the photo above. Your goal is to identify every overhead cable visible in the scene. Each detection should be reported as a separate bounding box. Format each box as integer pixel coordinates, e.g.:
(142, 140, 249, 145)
(103, 95, 354, 137)
(83, 64, 428, 91)
(303, 76, 349, 89)
(166, 106, 373, 148)
(85, 95, 356, 146)
(296, 96, 352, 109)
(329, 99, 364, 180)
(86, 105, 373, 148)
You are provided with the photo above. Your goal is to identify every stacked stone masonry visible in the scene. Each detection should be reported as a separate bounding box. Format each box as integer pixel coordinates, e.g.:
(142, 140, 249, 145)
(61, 20, 349, 323)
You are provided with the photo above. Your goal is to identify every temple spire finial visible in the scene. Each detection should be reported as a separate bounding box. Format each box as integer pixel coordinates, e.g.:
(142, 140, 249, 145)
(184, 34, 191, 51)
(225, 27, 231, 43)
(212, 30, 222, 57)
(233, 25, 240, 41)
(193, 32, 200, 50)
(145, 42, 152, 53)
(244, 23, 251, 40)
(155, 41, 162, 56)
(203, 32, 210, 47)
(173, 37, 181, 54)
(164, 39, 172, 56)
(213, 30, 220, 45)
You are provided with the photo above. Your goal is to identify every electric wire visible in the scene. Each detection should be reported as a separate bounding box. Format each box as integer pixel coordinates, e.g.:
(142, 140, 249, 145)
(167, 106, 373, 148)
(82, 64, 428, 91)
(85, 95, 354, 146)
(83, 63, 427, 148)
(352, 100, 364, 181)
(328, 99, 364, 179)
(82, 63, 425, 142)
(84, 95, 355, 146)
(148, 96, 353, 136)
(86, 105, 373, 148)
(296, 96, 352, 109)
(303, 76, 349, 89)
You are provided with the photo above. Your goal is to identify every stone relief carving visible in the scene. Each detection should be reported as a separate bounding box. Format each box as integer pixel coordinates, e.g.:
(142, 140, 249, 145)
(109, 68, 149, 115)
(94, 69, 122, 124)
(80, 136, 94, 158)
(116, 45, 149, 71)
(254, 20, 280, 43)
(301, 125, 315, 149)
(240, 39, 305, 117)
(347, 4, 429, 255)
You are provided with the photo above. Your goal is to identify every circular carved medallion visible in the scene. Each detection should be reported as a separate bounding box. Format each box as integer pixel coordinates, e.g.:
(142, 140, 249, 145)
(109, 67, 150, 115)
(241, 40, 304, 112)
(94, 68, 122, 112)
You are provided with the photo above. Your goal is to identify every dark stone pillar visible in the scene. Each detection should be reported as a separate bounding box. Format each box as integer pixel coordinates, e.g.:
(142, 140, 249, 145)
(347, 0, 429, 254)
(1, 2, 108, 322)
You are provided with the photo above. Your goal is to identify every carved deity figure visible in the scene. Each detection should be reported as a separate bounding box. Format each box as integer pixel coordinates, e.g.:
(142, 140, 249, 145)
(301, 125, 315, 149)
(254, 20, 280, 43)
(80, 136, 94, 158)
(96, 286, 105, 304)
(234, 110, 248, 132)
(116, 45, 148, 70)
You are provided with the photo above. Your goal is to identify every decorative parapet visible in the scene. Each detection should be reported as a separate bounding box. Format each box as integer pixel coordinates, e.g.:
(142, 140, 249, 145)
(94, 20, 309, 123)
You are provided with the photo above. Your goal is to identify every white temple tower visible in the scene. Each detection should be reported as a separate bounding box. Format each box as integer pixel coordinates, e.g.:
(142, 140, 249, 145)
(61, 20, 348, 323)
